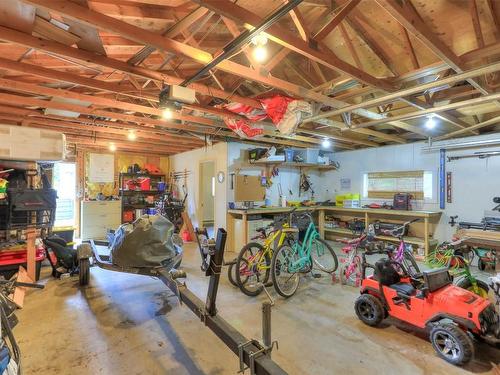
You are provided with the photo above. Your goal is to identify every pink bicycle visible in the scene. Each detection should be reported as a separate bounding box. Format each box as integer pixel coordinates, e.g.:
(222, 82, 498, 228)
(337, 234, 367, 286)
(381, 218, 421, 278)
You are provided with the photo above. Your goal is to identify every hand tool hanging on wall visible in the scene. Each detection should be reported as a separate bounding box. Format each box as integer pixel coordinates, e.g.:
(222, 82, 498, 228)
(299, 172, 314, 198)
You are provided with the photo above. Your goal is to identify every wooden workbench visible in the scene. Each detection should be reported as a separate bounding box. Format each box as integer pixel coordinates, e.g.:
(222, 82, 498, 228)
(456, 228, 500, 272)
(227, 206, 442, 257)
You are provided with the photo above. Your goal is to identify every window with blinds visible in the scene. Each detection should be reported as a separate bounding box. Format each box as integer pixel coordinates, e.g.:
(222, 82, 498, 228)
(363, 171, 433, 200)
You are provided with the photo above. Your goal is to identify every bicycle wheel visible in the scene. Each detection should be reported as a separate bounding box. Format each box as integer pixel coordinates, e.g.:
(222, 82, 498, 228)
(227, 261, 238, 287)
(235, 242, 270, 297)
(339, 255, 361, 286)
(310, 238, 338, 273)
(271, 245, 300, 298)
(402, 250, 421, 277)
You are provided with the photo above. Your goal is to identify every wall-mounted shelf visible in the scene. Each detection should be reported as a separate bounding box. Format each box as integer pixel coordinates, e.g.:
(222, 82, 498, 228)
(249, 160, 337, 170)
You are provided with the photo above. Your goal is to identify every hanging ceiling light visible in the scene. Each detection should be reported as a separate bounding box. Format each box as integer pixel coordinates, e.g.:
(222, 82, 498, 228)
(109, 142, 117, 152)
(322, 138, 331, 148)
(253, 45, 268, 63)
(127, 130, 137, 140)
(425, 114, 437, 130)
(162, 108, 173, 120)
(251, 33, 268, 63)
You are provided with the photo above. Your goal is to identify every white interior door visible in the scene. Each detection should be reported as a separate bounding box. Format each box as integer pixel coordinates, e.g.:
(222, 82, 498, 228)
(199, 161, 215, 226)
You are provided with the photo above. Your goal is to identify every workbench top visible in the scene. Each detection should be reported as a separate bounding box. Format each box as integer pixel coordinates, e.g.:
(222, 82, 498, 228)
(227, 206, 442, 218)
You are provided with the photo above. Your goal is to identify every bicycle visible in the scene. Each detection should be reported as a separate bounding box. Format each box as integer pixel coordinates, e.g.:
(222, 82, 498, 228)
(380, 218, 421, 278)
(235, 211, 297, 296)
(271, 211, 338, 298)
(337, 234, 365, 287)
(427, 236, 489, 297)
(337, 224, 383, 286)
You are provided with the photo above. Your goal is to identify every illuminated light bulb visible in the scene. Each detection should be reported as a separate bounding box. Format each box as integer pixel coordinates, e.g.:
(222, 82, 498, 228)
(162, 108, 173, 120)
(253, 45, 268, 63)
(425, 115, 436, 130)
(127, 130, 137, 140)
(109, 143, 117, 152)
(251, 33, 268, 46)
(322, 138, 331, 148)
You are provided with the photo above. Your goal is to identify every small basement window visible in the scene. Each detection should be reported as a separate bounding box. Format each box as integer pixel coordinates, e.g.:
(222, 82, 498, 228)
(362, 170, 435, 202)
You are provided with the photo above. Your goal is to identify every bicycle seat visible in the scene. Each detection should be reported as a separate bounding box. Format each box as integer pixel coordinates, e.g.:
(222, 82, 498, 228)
(256, 227, 267, 234)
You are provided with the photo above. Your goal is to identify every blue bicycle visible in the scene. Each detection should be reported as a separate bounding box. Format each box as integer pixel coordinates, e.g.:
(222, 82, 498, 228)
(271, 211, 338, 298)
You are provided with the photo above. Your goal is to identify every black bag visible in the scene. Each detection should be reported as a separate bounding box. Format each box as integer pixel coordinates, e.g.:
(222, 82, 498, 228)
(43, 237, 77, 271)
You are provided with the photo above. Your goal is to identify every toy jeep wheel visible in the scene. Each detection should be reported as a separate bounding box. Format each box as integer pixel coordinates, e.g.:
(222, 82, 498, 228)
(355, 294, 384, 327)
(430, 323, 473, 365)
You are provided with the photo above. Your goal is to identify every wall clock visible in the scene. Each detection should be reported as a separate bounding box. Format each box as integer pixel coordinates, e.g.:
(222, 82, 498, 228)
(217, 171, 225, 183)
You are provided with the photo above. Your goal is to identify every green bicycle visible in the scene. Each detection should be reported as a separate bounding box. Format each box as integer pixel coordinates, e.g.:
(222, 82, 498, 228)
(271, 211, 338, 298)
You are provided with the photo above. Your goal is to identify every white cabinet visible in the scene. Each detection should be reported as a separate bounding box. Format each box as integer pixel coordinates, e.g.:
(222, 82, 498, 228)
(80, 200, 121, 240)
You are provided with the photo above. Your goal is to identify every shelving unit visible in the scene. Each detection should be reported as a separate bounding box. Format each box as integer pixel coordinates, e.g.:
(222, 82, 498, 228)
(248, 160, 337, 170)
(227, 206, 441, 258)
(319, 207, 442, 258)
(118, 173, 166, 223)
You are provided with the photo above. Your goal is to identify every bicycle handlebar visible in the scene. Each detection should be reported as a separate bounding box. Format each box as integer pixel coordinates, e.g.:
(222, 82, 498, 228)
(448, 236, 469, 246)
(382, 218, 421, 237)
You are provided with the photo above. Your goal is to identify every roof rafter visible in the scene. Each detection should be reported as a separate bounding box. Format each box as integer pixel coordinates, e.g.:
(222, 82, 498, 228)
(22, 0, 373, 108)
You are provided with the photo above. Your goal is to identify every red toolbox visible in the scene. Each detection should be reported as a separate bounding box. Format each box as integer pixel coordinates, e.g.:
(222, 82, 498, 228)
(0, 247, 46, 281)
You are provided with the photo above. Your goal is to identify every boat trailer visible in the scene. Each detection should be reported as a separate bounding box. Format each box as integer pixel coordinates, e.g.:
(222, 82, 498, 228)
(86, 228, 286, 375)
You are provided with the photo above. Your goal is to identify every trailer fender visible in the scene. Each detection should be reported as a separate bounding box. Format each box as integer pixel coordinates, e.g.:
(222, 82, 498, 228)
(77, 243, 93, 260)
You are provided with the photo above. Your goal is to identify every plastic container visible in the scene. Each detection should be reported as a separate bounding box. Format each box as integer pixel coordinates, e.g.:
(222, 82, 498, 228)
(123, 210, 134, 222)
(157, 182, 166, 192)
(285, 149, 294, 162)
(137, 177, 151, 191)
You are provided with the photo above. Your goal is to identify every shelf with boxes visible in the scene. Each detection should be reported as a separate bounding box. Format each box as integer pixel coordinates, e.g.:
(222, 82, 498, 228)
(247, 147, 338, 170)
(119, 172, 167, 223)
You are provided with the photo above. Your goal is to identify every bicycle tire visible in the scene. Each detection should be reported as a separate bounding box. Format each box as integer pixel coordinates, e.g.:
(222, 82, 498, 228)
(402, 250, 421, 277)
(227, 262, 238, 287)
(235, 242, 270, 297)
(310, 238, 338, 273)
(340, 255, 361, 286)
(271, 244, 300, 298)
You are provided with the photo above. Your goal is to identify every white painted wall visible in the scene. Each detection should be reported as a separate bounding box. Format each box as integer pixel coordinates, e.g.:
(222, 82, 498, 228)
(172, 133, 500, 243)
(227, 142, 323, 205)
(322, 133, 500, 242)
(169, 142, 228, 230)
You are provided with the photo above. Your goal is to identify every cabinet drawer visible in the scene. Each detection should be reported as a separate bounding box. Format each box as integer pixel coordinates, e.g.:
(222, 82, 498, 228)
(81, 201, 121, 215)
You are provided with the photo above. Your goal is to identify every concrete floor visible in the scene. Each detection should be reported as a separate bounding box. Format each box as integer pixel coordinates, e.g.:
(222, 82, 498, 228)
(16, 243, 500, 375)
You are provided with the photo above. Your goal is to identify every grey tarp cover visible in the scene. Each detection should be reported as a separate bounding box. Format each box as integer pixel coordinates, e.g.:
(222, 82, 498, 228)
(110, 215, 177, 268)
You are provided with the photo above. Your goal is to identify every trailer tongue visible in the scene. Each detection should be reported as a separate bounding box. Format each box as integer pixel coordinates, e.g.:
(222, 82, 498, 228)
(86, 228, 286, 375)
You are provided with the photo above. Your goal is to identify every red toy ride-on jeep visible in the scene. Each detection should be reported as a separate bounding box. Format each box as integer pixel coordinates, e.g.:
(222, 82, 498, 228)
(354, 249, 500, 366)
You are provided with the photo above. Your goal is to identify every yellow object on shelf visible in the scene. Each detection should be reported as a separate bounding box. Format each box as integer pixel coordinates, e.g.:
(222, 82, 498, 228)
(287, 201, 301, 207)
(335, 193, 360, 205)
